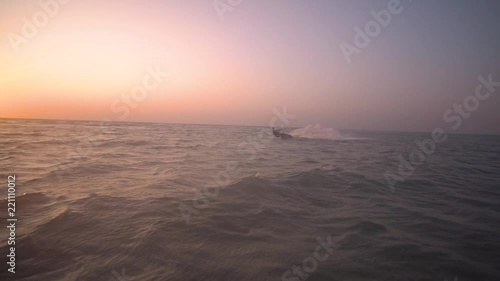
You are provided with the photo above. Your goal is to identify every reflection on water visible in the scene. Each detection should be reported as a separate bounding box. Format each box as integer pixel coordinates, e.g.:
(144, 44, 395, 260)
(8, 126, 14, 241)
(0, 119, 499, 281)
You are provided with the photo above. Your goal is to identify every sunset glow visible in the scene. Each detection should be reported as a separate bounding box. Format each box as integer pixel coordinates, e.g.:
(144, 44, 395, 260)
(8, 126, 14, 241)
(1, 0, 499, 133)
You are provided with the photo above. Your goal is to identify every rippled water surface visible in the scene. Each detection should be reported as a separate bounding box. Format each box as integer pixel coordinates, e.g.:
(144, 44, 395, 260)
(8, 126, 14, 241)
(0, 119, 499, 281)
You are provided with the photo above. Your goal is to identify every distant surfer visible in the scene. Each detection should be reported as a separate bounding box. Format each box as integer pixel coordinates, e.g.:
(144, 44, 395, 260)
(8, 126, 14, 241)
(272, 127, 292, 139)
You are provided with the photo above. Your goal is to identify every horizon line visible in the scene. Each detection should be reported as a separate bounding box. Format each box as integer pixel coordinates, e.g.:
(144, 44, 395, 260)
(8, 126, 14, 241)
(1, 116, 499, 136)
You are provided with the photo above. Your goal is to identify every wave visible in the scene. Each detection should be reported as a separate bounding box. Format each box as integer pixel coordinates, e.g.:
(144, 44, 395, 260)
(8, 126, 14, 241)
(1, 191, 50, 206)
(289, 124, 352, 140)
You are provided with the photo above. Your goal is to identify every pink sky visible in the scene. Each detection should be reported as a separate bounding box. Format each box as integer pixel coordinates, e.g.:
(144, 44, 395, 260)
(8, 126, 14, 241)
(1, 0, 499, 133)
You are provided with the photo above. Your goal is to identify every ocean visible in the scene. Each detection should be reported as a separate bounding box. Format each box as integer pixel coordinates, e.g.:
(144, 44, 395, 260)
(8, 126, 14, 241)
(0, 119, 499, 281)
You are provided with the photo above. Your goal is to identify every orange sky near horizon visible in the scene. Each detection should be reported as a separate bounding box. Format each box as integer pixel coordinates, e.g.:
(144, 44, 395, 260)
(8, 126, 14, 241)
(1, 0, 500, 133)
(0, 1, 293, 125)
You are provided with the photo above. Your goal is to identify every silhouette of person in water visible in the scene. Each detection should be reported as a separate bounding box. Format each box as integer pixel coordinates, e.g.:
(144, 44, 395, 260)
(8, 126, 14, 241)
(272, 127, 282, 138)
(272, 127, 292, 139)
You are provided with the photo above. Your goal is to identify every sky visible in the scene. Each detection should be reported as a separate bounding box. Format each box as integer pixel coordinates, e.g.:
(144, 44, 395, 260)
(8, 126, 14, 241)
(1, 0, 499, 134)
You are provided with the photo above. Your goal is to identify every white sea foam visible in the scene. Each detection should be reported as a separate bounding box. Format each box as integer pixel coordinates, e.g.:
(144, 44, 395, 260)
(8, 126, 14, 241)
(289, 124, 347, 140)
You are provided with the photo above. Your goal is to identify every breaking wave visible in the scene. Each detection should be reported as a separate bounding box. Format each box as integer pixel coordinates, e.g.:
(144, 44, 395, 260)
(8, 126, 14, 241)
(289, 124, 350, 140)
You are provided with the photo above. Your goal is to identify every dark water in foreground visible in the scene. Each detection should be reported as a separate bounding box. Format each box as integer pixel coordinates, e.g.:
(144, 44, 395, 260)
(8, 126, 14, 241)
(0, 119, 499, 281)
